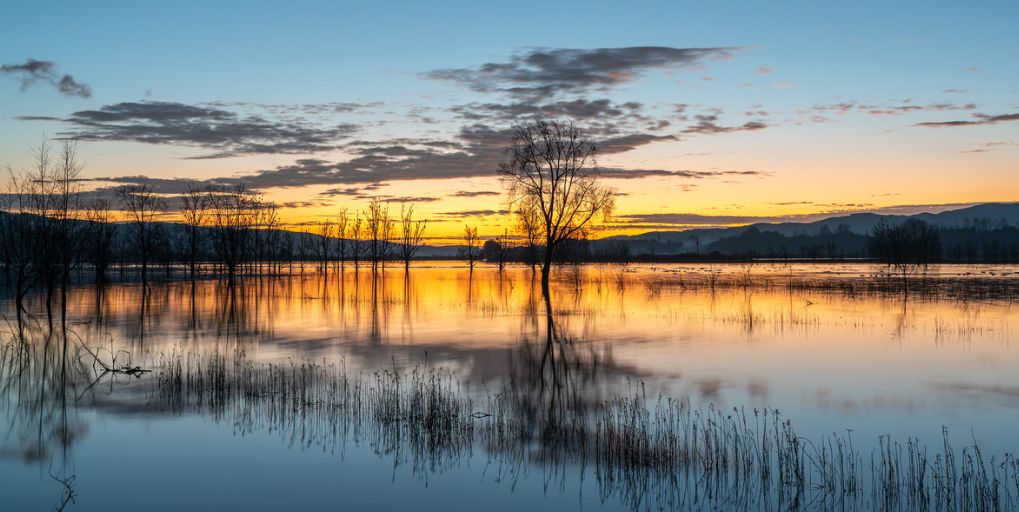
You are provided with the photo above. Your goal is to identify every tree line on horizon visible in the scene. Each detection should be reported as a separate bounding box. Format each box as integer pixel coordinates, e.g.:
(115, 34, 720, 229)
(1, 121, 1016, 315)
(0, 120, 617, 308)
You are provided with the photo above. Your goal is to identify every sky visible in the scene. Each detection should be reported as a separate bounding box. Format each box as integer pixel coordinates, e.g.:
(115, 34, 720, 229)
(1, 0, 1017, 240)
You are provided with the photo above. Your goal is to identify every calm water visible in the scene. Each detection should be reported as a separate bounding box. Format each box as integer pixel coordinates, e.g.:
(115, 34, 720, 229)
(1, 262, 1017, 510)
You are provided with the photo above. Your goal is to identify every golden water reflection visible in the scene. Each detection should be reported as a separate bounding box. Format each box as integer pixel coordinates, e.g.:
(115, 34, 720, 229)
(13, 263, 1010, 421)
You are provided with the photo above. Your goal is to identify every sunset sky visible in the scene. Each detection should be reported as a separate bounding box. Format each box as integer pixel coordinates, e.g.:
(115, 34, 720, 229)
(2, 0, 1017, 241)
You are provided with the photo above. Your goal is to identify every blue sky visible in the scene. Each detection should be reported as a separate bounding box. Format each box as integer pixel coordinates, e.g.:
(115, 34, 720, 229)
(2, 0, 1017, 236)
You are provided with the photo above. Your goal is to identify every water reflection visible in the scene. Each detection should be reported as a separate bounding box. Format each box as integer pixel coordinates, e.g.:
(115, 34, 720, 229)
(1, 263, 1018, 510)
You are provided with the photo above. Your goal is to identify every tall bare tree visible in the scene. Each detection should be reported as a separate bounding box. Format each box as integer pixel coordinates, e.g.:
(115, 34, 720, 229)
(351, 213, 364, 269)
(205, 185, 253, 280)
(336, 208, 350, 269)
(516, 195, 542, 269)
(2, 164, 40, 315)
(398, 204, 427, 271)
(259, 200, 282, 275)
(499, 120, 614, 290)
(365, 197, 392, 269)
(317, 220, 334, 273)
(461, 225, 480, 272)
(54, 140, 84, 303)
(180, 184, 207, 277)
(84, 196, 116, 284)
(118, 184, 166, 283)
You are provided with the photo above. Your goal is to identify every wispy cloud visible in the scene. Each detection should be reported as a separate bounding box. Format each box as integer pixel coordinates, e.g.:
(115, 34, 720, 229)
(915, 112, 1019, 128)
(426, 46, 737, 99)
(959, 141, 1018, 153)
(1, 58, 91, 97)
(682, 115, 769, 135)
(19, 101, 358, 158)
(449, 190, 501, 198)
(808, 99, 977, 121)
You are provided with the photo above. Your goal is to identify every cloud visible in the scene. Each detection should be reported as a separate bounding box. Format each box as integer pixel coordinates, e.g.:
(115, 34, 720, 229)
(613, 202, 983, 228)
(599, 168, 766, 180)
(915, 112, 1019, 128)
(452, 98, 643, 122)
(425, 46, 737, 98)
(85, 120, 694, 193)
(809, 100, 977, 120)
(436, 209, 508, 218)
(450, 190, 501, 198)
(1, 58, 91, 98)
(598, 133, 678, 152)
(683, 115, 769, 135)
(616, 212, 786, 225)
(959, 141, 1018, 153)
(19, 101, 358, 158)
(754, 66, 773, 74)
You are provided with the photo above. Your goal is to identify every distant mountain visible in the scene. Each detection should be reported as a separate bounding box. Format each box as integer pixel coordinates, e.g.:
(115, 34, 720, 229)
(597, 202, 1019, 256)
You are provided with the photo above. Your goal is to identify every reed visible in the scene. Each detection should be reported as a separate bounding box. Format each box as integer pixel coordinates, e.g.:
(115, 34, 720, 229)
(143, 349, 1019, 510)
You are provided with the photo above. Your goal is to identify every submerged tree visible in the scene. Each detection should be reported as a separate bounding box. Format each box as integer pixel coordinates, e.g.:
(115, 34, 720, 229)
(398, 204, 427, 270)
(516, 195, 542, 269)
(336, 208, 350, 269)
(84, 196, 116, 284)
(179, 184, 207, 277)
(117, 184, 166, 283)
(499, 120, 614, 290)
(317, 220, 334, 273)
(206, 185, 254, 280)
(365, 197, 392, 269)
(461, 225, 480, 272)
(483, 229, 509, 271)
(870, 219, 941, 282)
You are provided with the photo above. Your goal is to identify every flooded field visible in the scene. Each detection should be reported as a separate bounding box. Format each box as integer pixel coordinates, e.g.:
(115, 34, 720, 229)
(2, 262, 1017, 510)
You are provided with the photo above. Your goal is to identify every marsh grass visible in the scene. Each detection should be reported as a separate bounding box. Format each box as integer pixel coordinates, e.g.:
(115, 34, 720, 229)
(579, 267, 1019, 303)
(136, 349, 1019, 511)
(3, 325, 1017, 511)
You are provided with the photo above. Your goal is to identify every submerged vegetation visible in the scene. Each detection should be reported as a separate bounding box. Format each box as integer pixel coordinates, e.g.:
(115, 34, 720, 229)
(3, 327, 1018, 511)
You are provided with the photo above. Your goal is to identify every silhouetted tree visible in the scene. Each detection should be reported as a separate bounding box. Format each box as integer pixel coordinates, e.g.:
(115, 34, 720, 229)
(317, 220, 334, 273)
(118, 184, 166, 283)
(179, 184, 207, 277)
(483, 229, 509, 271)
(206, 185, 254, 280)
(365, 197, 392, 269)
(516, 195, 541, 269)
(499, 120, 614, 290)
(350, 213, 364, 269)
(398, 204, 427, 270)
(870, 219, 941, 282)
(83, 196, 116, 284)
(336, 208, 350, 269)
(461, 225, 480, 271)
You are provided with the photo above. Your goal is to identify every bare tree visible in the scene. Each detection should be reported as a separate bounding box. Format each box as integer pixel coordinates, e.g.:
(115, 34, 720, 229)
(54, 140, 84, 298)
(180, 184, 207, 277)
(336, 208, 350, 269)
(117, 184, 166, 283)
(84, 196, 116, 284)
(260, 200, 282, 275)
(461, 225, 480, 272)
(2, 165, 40, 315)
(205, 185, 254, 280)
(516, 195, 541, 269)
(499, 120, 614, 290)
(351, 213, 364, 269)
(490, 229, 509, 271)
(398, 204, 427, 271)
(317, 220, 334, 273)
(365, 197, 391, 269)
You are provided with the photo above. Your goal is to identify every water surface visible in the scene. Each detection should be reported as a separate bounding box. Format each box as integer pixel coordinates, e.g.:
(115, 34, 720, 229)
(2, 262, 1017, 510)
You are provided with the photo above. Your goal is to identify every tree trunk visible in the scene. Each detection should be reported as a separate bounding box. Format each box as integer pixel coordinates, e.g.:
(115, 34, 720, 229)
(540, 253, 553, 295)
